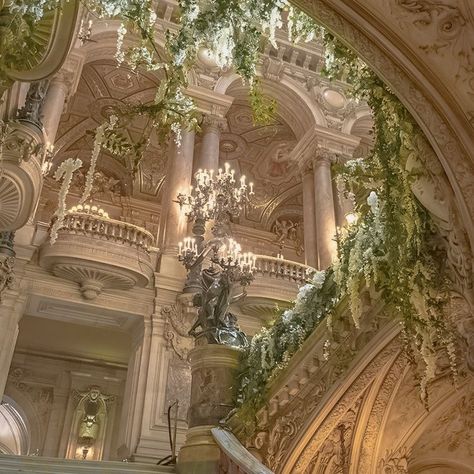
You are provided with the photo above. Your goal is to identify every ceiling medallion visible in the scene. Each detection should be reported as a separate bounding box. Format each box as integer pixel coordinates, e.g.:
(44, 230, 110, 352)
(220, 139, 238, 153)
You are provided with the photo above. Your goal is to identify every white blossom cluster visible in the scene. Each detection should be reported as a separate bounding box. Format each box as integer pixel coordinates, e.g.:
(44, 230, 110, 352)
(50, 158, 83, 244)
(8, 0, 60, 21)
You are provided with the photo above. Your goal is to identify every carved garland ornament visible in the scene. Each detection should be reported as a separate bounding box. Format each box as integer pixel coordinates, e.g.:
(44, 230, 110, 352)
(161, 302, 195, 360)
(0, 255, 15, 302)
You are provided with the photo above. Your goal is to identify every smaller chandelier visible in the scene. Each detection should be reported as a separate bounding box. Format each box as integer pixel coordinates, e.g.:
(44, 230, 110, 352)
(69, 203, 109, 219)
(176, 163, 254, 224)
(178, 236, 256, 282)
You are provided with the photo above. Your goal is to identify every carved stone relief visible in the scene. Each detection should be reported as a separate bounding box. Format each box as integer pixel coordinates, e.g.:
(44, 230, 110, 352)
(67, 386, 115, 461)
(161, 301, 196, 361)
(303, 395, 363, 473)
(411, 389, 474, 460)
(164, 354, 191, 422)
(378, 446, 410, 474)
(8, 367, 54, 421)
(389, 0, 474, 125)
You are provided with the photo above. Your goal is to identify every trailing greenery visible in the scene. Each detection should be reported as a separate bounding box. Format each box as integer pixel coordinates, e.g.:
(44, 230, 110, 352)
(3, 0, 456, 435)
(0, 0, 61, 90)
(234, 33, 455, 434)
(2, 0, 316, 150)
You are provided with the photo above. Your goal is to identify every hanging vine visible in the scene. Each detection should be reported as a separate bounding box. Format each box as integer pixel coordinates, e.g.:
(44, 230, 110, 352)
(3, 0, 458, 434)
(234, 33, 456, 434)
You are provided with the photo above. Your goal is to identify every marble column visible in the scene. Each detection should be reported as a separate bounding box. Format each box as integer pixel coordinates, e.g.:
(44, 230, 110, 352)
(177, 344, 241, 474)
(0, 296, 25, 399)
(41, 73, 70, 144)
(159, 130, 195, 277)
(194, 115, 226, 171)
(301, 165, 318, 268)
(117, 319, 151, 460)
(313, 151, 337, 269)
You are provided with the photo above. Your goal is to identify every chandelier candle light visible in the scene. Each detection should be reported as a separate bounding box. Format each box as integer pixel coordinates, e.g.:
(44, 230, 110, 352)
(176, 164, 256, 345)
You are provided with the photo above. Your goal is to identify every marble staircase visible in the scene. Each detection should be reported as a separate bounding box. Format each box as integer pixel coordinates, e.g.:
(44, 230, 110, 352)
(0, 455, 175, 474)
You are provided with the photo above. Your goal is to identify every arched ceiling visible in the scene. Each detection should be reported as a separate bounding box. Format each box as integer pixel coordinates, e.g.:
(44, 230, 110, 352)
(53, 59, 309, 231)
(218, 99, 301, 229)
(54, 60, 169, 201)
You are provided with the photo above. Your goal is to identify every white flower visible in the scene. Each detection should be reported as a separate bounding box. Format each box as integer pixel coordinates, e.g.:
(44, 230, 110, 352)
(296, 283, 314, 302)
(367, 191, 378, 214)
(282, 309, 294, 323)
(311, 270, 326, 289)
(115, 23, 127, 66)
(51, 158, 83, 244)
(262, 6, 283, 48)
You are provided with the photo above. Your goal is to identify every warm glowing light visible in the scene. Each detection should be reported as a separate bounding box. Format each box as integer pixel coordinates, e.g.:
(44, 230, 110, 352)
(345, 213, 358, 225)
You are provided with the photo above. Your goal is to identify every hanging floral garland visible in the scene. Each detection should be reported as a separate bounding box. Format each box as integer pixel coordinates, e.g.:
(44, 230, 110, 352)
(4, 0, 458, 431)
(50, 157, 83, 244)
(234, 33, 456, 435)
(79, 114, 118, 204)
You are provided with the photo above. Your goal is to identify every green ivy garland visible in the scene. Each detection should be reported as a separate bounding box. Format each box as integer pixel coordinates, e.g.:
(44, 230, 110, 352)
(234, 33, 456, 435)
(2, 0, 457, 433)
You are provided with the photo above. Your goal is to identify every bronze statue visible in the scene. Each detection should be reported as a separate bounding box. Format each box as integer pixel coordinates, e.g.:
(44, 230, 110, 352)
(189, 266, 248, 347)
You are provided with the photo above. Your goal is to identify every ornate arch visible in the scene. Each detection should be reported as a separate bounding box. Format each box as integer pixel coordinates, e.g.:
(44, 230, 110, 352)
(291, 0, 474, 253)
(216, 74, 326, 139)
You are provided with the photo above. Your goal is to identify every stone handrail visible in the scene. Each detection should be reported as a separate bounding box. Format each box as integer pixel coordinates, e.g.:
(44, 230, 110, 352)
(212, 427, 274, 474)
(60, 211, 155, 252)
(254, 255, 315, 284)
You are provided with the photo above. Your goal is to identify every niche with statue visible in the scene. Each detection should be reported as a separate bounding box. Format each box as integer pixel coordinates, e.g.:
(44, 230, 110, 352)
(65, 386, 115, 460)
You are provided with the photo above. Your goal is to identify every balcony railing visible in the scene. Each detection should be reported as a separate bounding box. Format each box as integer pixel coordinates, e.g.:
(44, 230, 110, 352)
(254, 255, 315, 285)
(60, 211, 155, 251)
(40, 209, 157, 299)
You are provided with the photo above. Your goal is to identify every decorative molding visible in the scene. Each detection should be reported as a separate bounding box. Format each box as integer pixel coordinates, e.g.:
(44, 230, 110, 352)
(378, 446, 411, 474)
(0, 255, 15, 303)
(161, 298, 196, 361)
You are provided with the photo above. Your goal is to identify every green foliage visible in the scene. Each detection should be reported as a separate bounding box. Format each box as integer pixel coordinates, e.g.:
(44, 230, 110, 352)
(248, 79, 276, 126)
(234, 33, 455, 432)
(0, 0, 61, 89)
(236, 270, 337, 435)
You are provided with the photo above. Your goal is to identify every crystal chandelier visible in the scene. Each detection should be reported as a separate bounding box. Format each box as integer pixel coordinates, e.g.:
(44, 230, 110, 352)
(177, 163, 254, 237)
(176, 164, 256, 345)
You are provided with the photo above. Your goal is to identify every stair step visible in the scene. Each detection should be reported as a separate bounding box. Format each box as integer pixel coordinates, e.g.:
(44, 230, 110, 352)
(0, 455, 175, 474)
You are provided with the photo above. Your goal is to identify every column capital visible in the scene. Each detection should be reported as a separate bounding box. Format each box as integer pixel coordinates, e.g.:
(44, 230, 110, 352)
(313, 148, 337, 167)
(53, 50, 85, 101)
(201, 113, 228, 133)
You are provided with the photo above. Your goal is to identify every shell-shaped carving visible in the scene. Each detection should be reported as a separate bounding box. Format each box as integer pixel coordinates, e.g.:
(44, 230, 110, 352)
(0, 178, 21, 230)
(52, 264, 135, 289)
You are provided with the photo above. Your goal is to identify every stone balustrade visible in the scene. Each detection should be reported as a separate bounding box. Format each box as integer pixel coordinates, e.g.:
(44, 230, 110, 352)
(60, 211, 155, 252)
(237, 256, 315, 321)
(40, 210, 157, 300)
(254, 255, 315, 285)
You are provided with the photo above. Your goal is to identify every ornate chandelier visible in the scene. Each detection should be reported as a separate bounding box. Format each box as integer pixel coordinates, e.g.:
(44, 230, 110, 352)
(176, 164, 256, 345)
(176, 163, 254, 236)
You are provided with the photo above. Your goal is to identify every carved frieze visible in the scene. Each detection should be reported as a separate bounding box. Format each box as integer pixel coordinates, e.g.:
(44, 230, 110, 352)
(378, 446, 411, 474)
(161, 300, 196, 361)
